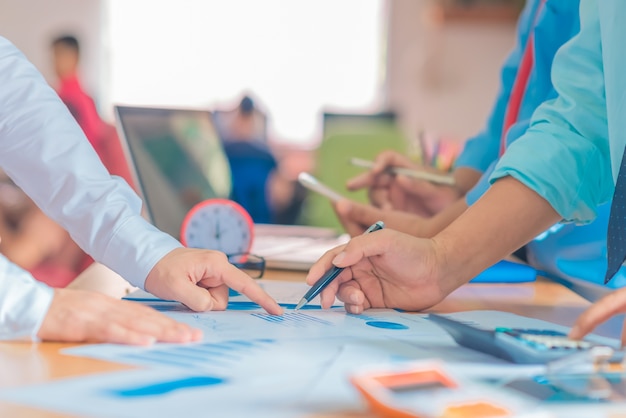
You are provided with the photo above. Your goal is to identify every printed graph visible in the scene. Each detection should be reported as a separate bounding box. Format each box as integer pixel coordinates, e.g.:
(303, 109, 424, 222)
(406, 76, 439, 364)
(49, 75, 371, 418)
(119, 339, 275, 370)
(250, 312, 333, 327)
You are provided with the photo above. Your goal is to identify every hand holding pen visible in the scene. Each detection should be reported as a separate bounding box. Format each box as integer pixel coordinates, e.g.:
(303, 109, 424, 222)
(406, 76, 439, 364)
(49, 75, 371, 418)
(304, 226, 449, 314)
(345, 151, 460, 217)
(295, 221, 385, 310)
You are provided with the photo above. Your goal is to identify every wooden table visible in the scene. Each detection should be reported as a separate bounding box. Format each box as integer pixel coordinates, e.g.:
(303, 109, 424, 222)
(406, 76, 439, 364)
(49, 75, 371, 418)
(0, 271, 622, 418)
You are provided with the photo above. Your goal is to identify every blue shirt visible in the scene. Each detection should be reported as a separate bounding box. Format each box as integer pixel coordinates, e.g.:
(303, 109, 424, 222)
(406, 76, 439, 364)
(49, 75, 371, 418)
(491, 0, 626, 285)
(455, 0, 581, 206)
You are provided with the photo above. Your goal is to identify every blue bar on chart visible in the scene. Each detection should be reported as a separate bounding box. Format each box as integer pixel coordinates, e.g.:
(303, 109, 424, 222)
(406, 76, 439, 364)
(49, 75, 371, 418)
(250, 312, 333, 327)
(119, 339, 275, 370)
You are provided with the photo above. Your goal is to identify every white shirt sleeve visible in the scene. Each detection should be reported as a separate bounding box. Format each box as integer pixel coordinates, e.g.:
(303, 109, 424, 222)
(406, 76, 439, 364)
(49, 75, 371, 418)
(0, 256, 53, 341)
(0, 37, 182, 339)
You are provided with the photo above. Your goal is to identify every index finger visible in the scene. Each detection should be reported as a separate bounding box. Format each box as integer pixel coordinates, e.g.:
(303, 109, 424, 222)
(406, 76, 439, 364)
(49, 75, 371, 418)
(569, 288, 626, 340)
(306, 244, 347, 286)
(222, 265, 284, 315)
(346, 171, 376, 191)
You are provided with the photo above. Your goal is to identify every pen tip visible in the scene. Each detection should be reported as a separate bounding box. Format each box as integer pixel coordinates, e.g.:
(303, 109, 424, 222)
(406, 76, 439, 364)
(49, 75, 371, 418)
(294, 299, 306, 311)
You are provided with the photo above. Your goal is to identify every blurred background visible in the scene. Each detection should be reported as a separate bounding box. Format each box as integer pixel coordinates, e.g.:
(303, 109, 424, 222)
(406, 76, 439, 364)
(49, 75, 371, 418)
(0, 0, 523, 285)
(0, 0, 521, 146)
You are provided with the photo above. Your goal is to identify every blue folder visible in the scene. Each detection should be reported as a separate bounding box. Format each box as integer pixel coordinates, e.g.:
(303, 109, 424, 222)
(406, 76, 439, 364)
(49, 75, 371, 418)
(469, 260, 536, 283)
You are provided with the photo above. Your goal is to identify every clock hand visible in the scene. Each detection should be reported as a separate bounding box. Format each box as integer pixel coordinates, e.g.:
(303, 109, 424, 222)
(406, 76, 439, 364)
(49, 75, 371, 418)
(215, 219, 221, 242)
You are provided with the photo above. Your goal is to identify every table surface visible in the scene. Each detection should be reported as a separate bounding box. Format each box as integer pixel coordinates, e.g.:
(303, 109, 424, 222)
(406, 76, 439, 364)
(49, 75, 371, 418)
(0, 269, 622, 418)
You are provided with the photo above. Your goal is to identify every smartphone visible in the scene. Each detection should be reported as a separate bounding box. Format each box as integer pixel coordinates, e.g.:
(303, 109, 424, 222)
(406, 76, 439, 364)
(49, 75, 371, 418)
(298, 172, 344, 203)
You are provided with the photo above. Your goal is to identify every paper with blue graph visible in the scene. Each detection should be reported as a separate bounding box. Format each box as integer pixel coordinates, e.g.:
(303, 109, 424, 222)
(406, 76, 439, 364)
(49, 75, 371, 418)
(64, 305, 442, 372)
(1, 281, 618, 418)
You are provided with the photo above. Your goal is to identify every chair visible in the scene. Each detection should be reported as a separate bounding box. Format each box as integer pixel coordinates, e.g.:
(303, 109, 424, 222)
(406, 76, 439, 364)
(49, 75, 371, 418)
(299, 112, 407, 231)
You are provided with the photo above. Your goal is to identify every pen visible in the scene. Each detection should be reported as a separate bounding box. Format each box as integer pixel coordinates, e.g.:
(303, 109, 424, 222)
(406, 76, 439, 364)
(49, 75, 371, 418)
(417, 130, 428, 166)
(294, 221, 385, 311)
(349, 157, 456, 186)
(431, 137, 441, 169)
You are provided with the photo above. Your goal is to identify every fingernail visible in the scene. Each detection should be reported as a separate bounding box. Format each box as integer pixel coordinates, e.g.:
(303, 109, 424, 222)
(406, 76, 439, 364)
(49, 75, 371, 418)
(332, 252, 346, 265)
(145, 336, 157, 345)
(569, 325, 579, 336)
(349, 306, 362, 315)
(350, 293, 360, 304)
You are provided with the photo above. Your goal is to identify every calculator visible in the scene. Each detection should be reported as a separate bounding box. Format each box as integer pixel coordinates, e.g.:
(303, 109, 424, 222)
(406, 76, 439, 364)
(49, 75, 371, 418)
(428, 314, 596, 364)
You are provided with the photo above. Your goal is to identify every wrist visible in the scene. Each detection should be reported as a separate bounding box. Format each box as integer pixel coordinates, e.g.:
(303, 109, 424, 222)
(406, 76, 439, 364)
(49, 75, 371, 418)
(452, 168, 482, 195)
(429, 236, 467, 297)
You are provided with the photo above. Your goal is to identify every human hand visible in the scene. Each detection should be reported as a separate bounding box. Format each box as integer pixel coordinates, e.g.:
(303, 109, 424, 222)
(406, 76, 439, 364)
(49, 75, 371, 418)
(346, 151, 461, 217)
(305, 229, 463, 313)
(333, 199, 425, 237)
(569, 287, 626, 346)
(37, 288, 201, 345)
(145, 247, 283, 315)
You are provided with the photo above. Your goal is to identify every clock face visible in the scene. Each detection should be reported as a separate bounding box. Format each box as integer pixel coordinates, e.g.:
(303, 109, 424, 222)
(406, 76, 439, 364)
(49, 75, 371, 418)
(181, 199, 253, 254)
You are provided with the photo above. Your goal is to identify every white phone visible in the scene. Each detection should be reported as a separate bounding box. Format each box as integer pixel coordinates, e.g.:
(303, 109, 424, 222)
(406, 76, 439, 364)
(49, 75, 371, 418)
(298, 172, 344, 203)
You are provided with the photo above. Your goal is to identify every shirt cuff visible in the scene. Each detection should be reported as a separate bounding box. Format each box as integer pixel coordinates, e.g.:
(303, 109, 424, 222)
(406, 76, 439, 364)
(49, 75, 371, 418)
(0, 257, 54, 341)
(100, 216, 182, 289)
(489, 127, 611, 224)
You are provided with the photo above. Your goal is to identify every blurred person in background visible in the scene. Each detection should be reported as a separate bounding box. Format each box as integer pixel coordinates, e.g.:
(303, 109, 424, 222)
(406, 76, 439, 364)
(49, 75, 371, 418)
(52, 35, 102, 155)
(52, 34, 133, 182)
(218, 95, 290, 224)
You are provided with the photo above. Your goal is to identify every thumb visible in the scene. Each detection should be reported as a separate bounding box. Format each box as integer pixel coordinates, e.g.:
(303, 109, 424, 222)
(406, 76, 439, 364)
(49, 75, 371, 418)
(335, 199, 379, 237)
(332, 229, 391, 268)
(345, 201, 384, 226)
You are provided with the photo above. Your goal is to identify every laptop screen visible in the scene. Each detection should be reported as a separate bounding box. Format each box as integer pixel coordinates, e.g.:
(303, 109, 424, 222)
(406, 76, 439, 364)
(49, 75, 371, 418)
(115, 106, 231, 239)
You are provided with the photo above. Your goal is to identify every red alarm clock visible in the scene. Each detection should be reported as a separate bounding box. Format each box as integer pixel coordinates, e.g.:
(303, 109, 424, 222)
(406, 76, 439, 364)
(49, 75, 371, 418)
(180, 199, 254, 255)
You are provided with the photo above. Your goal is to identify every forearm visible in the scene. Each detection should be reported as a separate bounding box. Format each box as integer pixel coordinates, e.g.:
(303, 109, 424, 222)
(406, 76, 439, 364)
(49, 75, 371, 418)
(421, 198, 469, 238)
(432, 177, 560, 294)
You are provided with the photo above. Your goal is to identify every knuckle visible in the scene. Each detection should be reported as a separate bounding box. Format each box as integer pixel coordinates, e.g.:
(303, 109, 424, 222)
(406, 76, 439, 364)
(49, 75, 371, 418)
(213, 297, 228, 311)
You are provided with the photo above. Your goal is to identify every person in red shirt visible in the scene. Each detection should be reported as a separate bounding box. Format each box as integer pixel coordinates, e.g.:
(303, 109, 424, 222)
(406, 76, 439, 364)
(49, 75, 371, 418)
(52, 35, 104, 154)
(52, 35, 134, 183)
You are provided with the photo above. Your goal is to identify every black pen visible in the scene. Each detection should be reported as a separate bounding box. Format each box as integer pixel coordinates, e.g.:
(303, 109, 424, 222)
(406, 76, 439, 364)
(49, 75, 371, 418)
(294, 221, 385, 310)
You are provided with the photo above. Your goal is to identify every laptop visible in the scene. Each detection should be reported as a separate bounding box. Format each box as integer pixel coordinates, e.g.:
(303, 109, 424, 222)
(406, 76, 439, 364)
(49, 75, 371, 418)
(115, 105, 346, 270)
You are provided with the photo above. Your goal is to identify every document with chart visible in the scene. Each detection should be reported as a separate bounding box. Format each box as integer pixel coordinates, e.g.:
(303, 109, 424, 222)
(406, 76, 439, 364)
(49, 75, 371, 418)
(1, 281, 621, 418)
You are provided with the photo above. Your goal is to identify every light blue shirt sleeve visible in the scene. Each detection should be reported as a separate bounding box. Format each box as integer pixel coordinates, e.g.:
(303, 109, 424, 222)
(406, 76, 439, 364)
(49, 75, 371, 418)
(454, 0, 535, 173)
(465, 118, 531, 206)
(490, 0, 612, 223)
(0, 37, 182, 340)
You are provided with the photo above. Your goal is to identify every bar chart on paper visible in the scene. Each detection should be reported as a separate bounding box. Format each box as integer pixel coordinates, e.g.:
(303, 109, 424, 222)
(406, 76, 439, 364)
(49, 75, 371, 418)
(118, 339, 276, 370)
(64, 306, 441, 375)
(250, 312, 334, 327)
